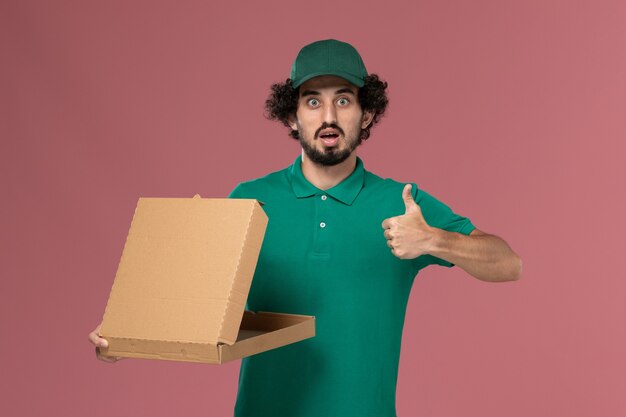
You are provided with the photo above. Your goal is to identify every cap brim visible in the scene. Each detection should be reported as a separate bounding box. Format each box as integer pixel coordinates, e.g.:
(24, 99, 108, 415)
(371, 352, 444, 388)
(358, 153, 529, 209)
(292, 71, 365, 88)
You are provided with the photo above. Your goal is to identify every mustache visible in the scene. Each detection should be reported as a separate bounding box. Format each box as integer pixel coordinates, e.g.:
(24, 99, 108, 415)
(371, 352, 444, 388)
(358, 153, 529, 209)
(315, 123, 345, 139)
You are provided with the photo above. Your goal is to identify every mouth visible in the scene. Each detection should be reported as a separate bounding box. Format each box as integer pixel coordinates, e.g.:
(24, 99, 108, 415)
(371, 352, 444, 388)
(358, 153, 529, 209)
(318, 129, 341, 147)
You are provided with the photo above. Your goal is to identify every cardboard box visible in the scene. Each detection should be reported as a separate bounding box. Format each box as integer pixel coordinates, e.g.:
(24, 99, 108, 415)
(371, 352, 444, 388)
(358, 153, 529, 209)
(99, 195, 315, 364)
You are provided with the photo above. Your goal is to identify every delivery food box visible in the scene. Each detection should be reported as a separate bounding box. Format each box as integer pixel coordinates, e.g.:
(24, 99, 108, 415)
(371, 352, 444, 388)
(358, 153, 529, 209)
(98, 195, 315, 364)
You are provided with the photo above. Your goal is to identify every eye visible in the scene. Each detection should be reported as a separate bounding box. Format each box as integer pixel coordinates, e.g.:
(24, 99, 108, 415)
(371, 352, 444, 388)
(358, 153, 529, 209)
(337, 97, 350, 106)
(307, 98, 320, 107)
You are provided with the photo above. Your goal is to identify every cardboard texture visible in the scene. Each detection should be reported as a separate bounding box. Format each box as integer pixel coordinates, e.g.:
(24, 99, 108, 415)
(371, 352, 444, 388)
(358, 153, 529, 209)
(99, 196, 315, 364)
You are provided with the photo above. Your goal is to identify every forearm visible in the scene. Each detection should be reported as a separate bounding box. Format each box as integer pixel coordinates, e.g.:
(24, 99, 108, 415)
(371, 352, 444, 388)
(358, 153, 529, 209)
(428, 229, 522, 282)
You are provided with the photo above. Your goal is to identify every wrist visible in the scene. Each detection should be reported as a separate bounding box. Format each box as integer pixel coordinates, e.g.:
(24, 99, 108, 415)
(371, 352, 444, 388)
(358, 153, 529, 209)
(427, 227, 455, 258)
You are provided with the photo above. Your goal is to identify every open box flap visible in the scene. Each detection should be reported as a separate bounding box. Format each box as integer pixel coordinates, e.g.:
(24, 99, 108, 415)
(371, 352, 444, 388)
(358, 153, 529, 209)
(101, 197, 268, 347)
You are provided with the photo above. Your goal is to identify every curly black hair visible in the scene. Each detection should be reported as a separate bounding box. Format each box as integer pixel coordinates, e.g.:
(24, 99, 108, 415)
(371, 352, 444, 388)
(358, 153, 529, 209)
(265, 74, 389, 142)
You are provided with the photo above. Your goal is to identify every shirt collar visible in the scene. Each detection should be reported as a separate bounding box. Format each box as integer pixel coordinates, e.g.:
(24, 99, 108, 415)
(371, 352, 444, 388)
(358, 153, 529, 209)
(290, 155, 365, 205)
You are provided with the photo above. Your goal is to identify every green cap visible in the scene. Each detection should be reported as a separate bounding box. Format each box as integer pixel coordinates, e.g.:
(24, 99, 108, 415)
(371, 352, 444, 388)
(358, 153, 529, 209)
(290, 39, 368, 88)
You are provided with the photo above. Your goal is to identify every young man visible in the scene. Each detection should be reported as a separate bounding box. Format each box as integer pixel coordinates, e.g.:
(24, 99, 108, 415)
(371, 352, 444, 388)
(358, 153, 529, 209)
(228, 39, 521, 416)
(89, 39, 521, 417)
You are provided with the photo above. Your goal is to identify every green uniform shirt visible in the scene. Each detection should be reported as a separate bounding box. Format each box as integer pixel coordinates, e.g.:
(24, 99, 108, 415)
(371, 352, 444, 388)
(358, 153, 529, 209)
(229, 156, 475, 417)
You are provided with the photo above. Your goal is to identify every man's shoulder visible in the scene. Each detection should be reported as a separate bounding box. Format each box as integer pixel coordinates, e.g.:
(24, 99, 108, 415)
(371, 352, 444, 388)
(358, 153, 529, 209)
(363, 169, 418, 197)
(362, 169, 456, 211)
(364, 171, 446, 206)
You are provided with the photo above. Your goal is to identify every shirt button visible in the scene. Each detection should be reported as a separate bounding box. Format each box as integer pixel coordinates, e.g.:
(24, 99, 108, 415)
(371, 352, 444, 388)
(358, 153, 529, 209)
(321, 195, 327, 201)
(319, 222, 326, 228)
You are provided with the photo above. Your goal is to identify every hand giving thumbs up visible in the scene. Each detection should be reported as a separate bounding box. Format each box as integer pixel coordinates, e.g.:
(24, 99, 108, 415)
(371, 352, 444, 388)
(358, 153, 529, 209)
(382, 184, 436, 259)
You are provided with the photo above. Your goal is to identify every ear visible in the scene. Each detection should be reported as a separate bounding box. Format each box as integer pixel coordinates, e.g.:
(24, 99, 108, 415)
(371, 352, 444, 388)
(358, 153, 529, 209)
(361, 110, 374, 129)
(287, 114, 298, 131)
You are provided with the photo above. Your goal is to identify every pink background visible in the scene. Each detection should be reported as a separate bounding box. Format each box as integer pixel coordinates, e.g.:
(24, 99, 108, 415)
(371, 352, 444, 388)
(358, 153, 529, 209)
(2, 0, 625, 416)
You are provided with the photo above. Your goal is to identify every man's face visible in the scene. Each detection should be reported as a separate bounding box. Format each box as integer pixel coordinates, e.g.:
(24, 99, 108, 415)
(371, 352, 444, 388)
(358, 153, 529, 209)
(289, 75, 373, 166)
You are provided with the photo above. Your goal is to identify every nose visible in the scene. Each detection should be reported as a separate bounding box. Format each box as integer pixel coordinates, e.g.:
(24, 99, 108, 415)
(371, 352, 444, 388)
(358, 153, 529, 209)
(323, 102, 338, 124)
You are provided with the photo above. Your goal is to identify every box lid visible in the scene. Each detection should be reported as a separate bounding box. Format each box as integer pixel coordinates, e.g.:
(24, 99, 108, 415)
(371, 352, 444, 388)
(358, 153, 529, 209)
(100, 195, 268, 346)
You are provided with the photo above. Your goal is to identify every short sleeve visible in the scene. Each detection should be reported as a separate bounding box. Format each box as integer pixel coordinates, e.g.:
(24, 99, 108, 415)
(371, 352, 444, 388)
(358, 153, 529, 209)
(413, 186, 475, 269)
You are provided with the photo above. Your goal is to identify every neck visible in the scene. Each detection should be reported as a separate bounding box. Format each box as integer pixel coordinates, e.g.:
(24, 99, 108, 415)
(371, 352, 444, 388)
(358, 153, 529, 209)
(300, 151, 357, 190)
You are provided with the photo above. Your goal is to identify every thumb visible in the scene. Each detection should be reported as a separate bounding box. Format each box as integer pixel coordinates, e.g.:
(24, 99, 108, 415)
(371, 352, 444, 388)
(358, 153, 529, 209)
(402, 184, 418, 213)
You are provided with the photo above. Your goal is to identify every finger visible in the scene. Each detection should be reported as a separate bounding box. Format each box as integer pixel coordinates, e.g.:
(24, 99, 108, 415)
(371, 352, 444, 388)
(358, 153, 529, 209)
(88, 330, 100, 345)
(382, 218, 391, 230)
(89, 324, 109, 348)
(384, 229, 392, 240)
(89, 332, 109, 348)
(386, 240, 393, 249)
(402, 184, 419, 214)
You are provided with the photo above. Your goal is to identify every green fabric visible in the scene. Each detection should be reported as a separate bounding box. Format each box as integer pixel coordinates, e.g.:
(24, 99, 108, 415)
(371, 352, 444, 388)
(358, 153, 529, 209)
(290, 39, 368, 88)
(229, 156, 475, 417)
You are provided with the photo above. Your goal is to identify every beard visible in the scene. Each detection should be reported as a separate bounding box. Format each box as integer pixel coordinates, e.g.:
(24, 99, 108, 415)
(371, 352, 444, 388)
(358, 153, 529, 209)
(298, 123, 361, 166)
